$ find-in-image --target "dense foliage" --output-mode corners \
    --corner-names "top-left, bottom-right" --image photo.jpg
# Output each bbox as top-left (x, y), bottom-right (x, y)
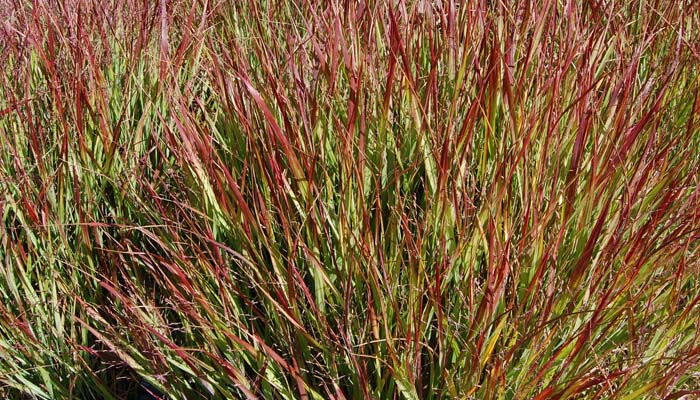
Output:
top-left (1, 1), bottom-right (700, 398)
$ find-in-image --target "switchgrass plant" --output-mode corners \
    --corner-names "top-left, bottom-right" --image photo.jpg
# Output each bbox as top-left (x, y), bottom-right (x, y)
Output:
top-left (1, 0), bottom-right (700, 398)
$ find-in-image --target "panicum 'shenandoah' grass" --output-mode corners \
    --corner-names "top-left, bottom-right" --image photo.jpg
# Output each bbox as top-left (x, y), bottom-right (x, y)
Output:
top-left (1, 1), bottom-right (699, 399)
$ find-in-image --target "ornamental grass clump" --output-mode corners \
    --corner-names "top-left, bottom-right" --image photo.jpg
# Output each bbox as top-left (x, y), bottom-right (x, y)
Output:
top-left (1, 0), bottom-right (700, 399)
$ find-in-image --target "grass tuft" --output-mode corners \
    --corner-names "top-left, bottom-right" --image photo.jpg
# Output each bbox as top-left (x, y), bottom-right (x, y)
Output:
top-left (1, 0), bottom-right (700, 399)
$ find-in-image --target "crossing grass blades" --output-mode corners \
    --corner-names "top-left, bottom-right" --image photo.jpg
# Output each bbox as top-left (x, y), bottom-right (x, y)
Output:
top-left (1, 0), bottom-right (700, 398)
